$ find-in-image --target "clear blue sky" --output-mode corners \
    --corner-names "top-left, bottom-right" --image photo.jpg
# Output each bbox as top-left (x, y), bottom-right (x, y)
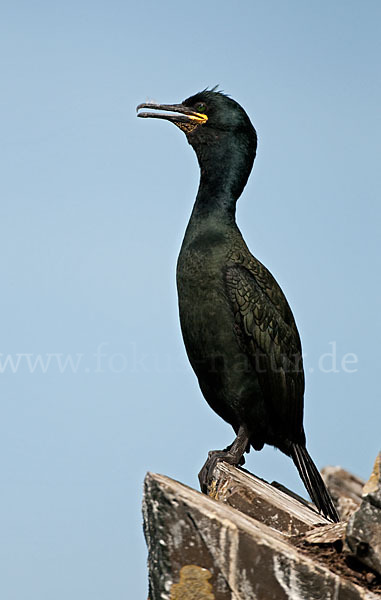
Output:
top-left (1, 1), bottom-right (380, 598)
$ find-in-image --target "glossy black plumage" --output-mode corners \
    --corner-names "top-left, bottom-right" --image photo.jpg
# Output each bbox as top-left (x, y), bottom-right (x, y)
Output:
top-left (137, 89), bottom-right (339, 522)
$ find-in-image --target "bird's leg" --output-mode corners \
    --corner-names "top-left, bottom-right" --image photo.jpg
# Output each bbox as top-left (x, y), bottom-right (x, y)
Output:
top-left (198, 425), bottom-right (250, 494)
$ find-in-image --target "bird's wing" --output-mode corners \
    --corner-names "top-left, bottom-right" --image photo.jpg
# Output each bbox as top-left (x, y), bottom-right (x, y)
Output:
top-left (225, 261), bottom-right (305, 442)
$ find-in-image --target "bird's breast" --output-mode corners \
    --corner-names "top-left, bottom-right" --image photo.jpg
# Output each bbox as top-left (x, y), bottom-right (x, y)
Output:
top-left (176, 229), bottom-right (237, 359)
top-left (176, 229), bottom-right (229, 303)
top-left (176, 227), bottom-right (264, 427)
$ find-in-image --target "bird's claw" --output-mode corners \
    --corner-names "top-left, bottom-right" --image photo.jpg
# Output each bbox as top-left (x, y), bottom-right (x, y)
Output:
top-left (198, 449), bottom-right (245, 494)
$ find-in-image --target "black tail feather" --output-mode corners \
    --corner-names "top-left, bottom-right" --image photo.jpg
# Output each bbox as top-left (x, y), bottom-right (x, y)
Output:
top-left (291, 443), bottom-right (340, 523)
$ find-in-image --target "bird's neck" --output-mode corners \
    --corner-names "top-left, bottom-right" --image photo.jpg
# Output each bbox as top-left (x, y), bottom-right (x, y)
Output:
top-left (181, 187), bottom-right (236, 249)
top-left (192, 181), bottom-right (236, 225)
top-left (188, 138), bottom-right (254, 230)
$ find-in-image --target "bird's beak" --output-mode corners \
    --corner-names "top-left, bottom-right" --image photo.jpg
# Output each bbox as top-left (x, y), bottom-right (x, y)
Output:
top-left (136, 102), bottom-right (208, 126)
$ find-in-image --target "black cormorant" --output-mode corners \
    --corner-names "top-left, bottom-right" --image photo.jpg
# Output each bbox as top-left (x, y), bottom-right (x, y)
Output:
top-left (137, 89), bottom-right (339, 522)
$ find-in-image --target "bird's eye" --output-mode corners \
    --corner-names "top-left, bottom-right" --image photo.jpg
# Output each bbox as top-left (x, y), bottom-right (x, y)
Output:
top-left (195, 103), bottom-right (207, 113)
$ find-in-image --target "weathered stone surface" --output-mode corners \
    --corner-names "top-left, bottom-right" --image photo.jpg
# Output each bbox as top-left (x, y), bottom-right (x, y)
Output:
top-left (169, 565), bottom-right (215, 599)
top-left (322, 466), bottom-right (365, 521)
top-left (303, 522), bottom-right (347, 545)
top-left (346, 453), bottom-right (381, 576)
top-left (143, 472), bottom-right (379, 599)
top-left (209, 462), bottom-right (328, 536)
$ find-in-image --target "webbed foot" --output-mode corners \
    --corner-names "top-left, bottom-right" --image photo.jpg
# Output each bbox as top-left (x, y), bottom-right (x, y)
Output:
top-left (198, 425), bottom-right (249, 494)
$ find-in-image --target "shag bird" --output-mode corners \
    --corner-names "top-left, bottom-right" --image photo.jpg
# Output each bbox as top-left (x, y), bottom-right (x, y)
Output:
top-left (137, 89), bottom-right (339, 522)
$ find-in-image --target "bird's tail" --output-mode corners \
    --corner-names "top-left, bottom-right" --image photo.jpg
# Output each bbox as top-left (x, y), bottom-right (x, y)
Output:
top-left (290, 443), bottom-right (340, 523)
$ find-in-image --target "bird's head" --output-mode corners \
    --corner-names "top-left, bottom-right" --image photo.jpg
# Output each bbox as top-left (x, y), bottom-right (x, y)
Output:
top-left (137, 88), bottom-right (256, 144)
top-left (137, 88), bottom-right (257, 199)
